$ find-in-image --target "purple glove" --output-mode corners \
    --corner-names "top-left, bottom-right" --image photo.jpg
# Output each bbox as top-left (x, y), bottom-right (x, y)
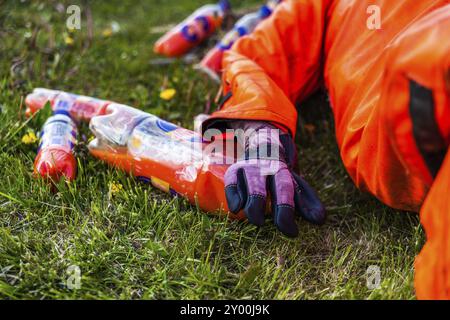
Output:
top-left (224, 122), bottom-right (325, 237)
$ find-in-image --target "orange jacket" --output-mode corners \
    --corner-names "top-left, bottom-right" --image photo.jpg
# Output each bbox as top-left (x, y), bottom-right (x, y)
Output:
top-left (203, 0), bottom-right (450, 299)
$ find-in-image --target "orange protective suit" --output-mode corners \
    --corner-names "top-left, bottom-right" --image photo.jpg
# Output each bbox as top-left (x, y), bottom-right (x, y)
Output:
top-left (202, 0), bottom-right (450, 299)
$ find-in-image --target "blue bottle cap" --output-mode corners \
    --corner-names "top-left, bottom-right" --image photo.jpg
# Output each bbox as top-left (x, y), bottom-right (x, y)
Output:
top-left (236, 26), bottom-right (248, 37)
top-left (259, 5), bottom-right (272, 19)
top-left (219, 0), bottom-right (231, 12)
top-left (53, 109), bottom-right (72, 118)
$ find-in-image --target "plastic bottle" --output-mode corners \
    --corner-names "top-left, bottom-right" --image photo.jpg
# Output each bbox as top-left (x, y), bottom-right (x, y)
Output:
top-left (25, 88), bottom-right (110, 122)
top-left (34, 93), bottom-right (78, 182)
top-left (27, 88), bottom-right (109, 184)
top-left (88, 103), bottom-right (241, 217)
top-left (25, 88), bottom-right (60, 116)
top-left (26, 89), bottom-right (241, 217)
top-left (153, 0), bottom-right (231, 57)
top-left (197, 0), bottom-right (282, 80)
top-left (197, 4), bottom-right (275, 81)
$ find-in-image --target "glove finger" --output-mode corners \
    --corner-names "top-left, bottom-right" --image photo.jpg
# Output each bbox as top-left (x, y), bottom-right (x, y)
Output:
top-left (241, 166), bottom-right (267, 227)
top-left (224, 165), bottom-right (247, 214)
top-left (268, 169), bottom-right (298, 238)
top-left (292, 172), bottom-right (326, 225)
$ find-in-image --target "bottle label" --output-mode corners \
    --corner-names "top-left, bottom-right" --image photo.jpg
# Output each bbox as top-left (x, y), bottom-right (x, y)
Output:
top-left (71, 96), bottom-right (107, 120)
top-left (181, 16), bottom-right (211, 42)
top-left (39, 119), bottom-right (77, 153)
top-left (137, 176), bottom-right (180, 197)
top-left (128, 119), bottom-right (203, 166)
top-left (54, 94), bottom-right (106, 121)
top-left (156, 119), bottom-right (200, 142)
top-left (156, 119), bottom-right (178, 132)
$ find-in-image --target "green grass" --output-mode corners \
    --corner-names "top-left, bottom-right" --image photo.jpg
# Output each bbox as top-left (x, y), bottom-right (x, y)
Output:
top-left (0, 0), bottom-right (424, 299)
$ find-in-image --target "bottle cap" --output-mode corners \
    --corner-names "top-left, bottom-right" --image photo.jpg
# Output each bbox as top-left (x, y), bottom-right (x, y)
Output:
top-left (219, 0), bottom-right (231, 12)
top-left (53, 109), bottom-right (71, 118)
top-left (236, 26), bottom-right (248, 37)
top-left (259, 5), bottom-right (272, 19)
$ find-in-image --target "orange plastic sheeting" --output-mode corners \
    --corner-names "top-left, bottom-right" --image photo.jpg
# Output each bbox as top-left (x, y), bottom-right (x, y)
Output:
top-left (202, 0), bottom-right (450, 299)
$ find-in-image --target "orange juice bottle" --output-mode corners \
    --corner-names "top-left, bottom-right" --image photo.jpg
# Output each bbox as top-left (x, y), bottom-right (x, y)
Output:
top-left (89, 103), bottom-right (241, 217)
top-left (29, 90), bottom-right (109, 183)
top-left (34, 93), bottom-right (78, 182)
top-left (153, 0), bottom-right (231, 57)
top-left (25, 88), bottom-right (110, 122)
top-left (197, 2), bottom-right (279, 80)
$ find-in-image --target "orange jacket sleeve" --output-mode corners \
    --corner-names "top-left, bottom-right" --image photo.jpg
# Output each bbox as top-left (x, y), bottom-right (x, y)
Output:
top-left (202, 0), bottom-right (332, 137)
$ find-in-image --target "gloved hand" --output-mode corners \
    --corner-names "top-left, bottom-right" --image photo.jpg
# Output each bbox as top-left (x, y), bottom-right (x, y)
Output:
top-left (224, 122), bottom-right (325, 237)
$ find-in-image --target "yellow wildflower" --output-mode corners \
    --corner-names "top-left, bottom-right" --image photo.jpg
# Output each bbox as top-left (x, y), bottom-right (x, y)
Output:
top-left (22, 131), bottom-right (38, 144)
top-left (64, 36), bottom-right (74, 46)
top-left (160, 88), bottom-right (176, 101)
top-left (102, 28), bottom-right (113, 37)
top-left (109, 182), bottom-right (123, 195)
